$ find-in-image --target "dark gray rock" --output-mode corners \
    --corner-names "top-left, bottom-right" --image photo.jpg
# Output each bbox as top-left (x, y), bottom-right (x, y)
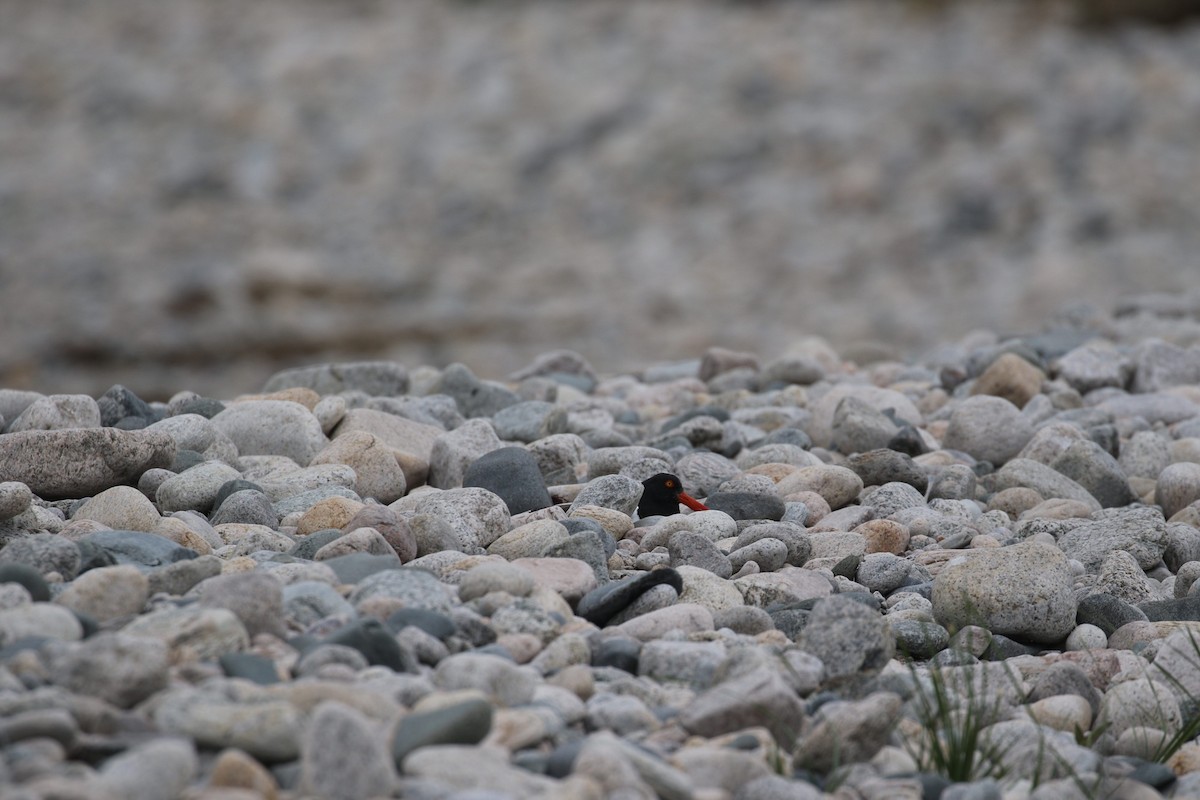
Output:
top-left (1139, 595), bottom-right (1200, 623)
top-left (390, 697), bottom-right (493, 765)
top-left (98, 385), bottom-right (157, 427)
top-left (830, 396), bottom-right (900, 456)
top-left (703, 492), bottom-right (785, 521)
top-left (321, 618), bottom-right (416, 672)
top-left (463, 446), bottom-right (553, 515)
top-left (1076, 592), bottom-right (1148, 636)
top-left (386, 608), bottom-right (457, 640)
top-left (577, 569), bottom-right (684, 627)
top-left (289, 529), bottom-right (344, 560)
top-left (848, 449), bottom-right (928, 493)
top-left (77, 530), bottom-right (198, 570)
top-left (0, 562), bottom-right (51, 601)
top-left (592, 637), bottom-right (641, 672)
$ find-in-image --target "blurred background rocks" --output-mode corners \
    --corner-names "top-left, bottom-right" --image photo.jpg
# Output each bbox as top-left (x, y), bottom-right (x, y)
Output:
top-left (1, 0), bottom-right (1198, 398)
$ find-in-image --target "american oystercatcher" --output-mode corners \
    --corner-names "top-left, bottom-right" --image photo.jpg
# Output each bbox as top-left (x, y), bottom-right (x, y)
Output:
top-left (637, 473), bottom-right (709, 518)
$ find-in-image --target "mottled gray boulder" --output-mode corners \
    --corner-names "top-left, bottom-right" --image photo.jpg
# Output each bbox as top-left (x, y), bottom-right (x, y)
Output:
top-left (428, 419), bottom-right (504, 489)
top-left (796, 595), bottom-right (894, 680)
top-left (932, 541), bottom-right (1077, 644)
top-left (568, 474), bottom-right (643, 517)
top-left (987, 458), bottom-right (1101, 512)
top-left (437, 362), bottom-right (521, 418)
top-left (941, 395), bottom-right (1033, 466)
top-left (1057, 506), bottom-right (1169, 571)
top-left (212, 400), bottom-right (327, 466)
top-left (1050, 440), bottom-right (1137, 509)
top-left (0, 428), bottom-right (176, 500)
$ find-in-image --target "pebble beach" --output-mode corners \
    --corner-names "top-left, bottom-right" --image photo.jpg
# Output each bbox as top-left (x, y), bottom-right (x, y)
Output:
top-left (4, 296), bottom-right (1200, 800)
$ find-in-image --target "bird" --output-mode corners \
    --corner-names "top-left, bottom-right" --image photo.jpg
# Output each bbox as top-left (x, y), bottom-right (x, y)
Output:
top-left (637, 473), bottom-right (709, 518)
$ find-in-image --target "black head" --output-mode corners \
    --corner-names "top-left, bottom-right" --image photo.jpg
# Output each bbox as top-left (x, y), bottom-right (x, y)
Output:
top-left (637, 472), bottom-right (708, 518)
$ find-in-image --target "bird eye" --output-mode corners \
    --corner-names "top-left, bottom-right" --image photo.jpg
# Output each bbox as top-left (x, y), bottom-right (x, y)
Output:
top-left (666, 480), bottom-right (675, 488)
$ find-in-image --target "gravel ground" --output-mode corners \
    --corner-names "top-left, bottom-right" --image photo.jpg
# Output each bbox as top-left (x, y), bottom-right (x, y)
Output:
top-left (2, 298), bottom-right (1200, 798)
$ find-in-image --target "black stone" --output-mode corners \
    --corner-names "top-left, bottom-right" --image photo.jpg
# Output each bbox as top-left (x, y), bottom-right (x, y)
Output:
top-left (0, 563), bottom-right (51, 602)
top-left (391, 698), bottom-right (493, 766)
top-left (887, 426), bottom-right (929, 457)
top-left (1139, 595), bottom-right (1200, 623)
top-left (463, 446), bottom-right (553, 515)
top-left (386, 608), bottom-right (457, 640)
top-left (832, 554), bottom-right (862, 580)
top-left (1077, 592), bottom-right (1148, 635)
top-left (592, 637), bottom-right (641, 673)
top-left (219, 652), bottom-right (280, 685)
top-left (210, 489), bottom-right (278, 528)
top-left (77, 531), bottom-right (198, 570)
top-left (576, 568), bottom-right (683, 627)
top-left (1127, 760), bottom-right (1177, 791)
top-left (322, 618), bottom-right (415, 672)
top-left (983, 634), bottom-right (1043, 660)
top-left (113, 417), bottom-right (148, 431)
top-left (702, 492), bottom-right (785, 522)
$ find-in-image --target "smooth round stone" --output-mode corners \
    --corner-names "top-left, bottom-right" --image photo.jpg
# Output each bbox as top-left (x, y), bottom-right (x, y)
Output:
top-left (210, 489), bottom-right (280, 528)
top-left (1157, 462), bottom-right (1200, 519)
top-left (156, 461), bottom-right (244, 514)
top-left (942, 396), bottom-right (1033, 466)
top-left (413, 487), bottom-right (511, 551)
top-left (459, 561), bottom-right (536, 602)
top-left (889, 619), bottom-right (949, 659)
top-left (428, 418), bottom-right (505, 489)
top-left (567, 474), bottom-right (643, 517)
top-left (212, 400), bottom-right (327, 466)
top-left (668, 531), bottom-right (732, 578)
top-left (0, 602), bottom-right (84, 644)
top-left (728, 537), bottom-right (788, 573)
top-left (463, 446), bottom-right (553, 515)
top-left (219, 652), bottom-right (282, 685)
top-left (72, 486), bottom-right (161, 533)
top-left (776, 465), bottom-right (864, 510)
top-left (607, 583), bottom-right (681, 626)
top-left (434, 652), bottom-right (537, 706)
top-left (154, 686), bottom-right (301, 762)
top-left (544, 530), bottom-right (609, 584)
top-left (348, 569), bottom-right (453, 613)
top-left (1056, 506), bottom-right (1168, 572)
top-left (289, 529), bottom-right (343, 560)
top-left (711, 605), bottom-right (773, 635)
top-left (8, 393), bottom-right (101, 432)
top-left (933, 541), bottom-right (1076, 644)
top-left (0, 563), bottom-right (51, 602)
top-left (592, 637), bottom-right (641, 672)
top-left (321, 618), bottom-right (413, 672)
top-left (283, 581), bottom-right (356, 629)
top-left (856, 553), bottom-right (912, 594)
top-left (194, 572), bottom-right (285, 638)
top-left (526, 433), bottom-right (588, 485)
top-left (391, 697), bottom-right (494, 764)
top-left (386, 608), bottom-right (457, 641)
top-left (610, 602), bottom-right (714, 641)
top-left (568, 505), bottom-right (633, 539)
top-left (0, 481), bottom-right (33, 521)
top-left (702, 492), bottom-right (785, 522)
top-left (56, 565), bottom-right (149, 622)
top-left (310, 431), bottom-right (407, 504)
top-left (1050, 440), bottom-right (1138, 509)
top-left (264, 361), bottom-right (409, 396)
top-left (971, 352), bottom-right (1045, 409)
top-left (0, 533), bottom-right (81, 579)
top-left (848, 449), bottom-right (929, 493)
top-left (1065, 623), bottom-right (1108, 651)
top-left (0, 428), bottom-right (176, 501)
top-left (673, 451), bottom-right (741, 497)
top-left (491, 401), bottom-right (567, 443)
top-left (146, 555), bottom-right (223, 597)
top-left (576, 568), bottom-right (684, 627)
top-left (487, 520), bottom-right (570, 561)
